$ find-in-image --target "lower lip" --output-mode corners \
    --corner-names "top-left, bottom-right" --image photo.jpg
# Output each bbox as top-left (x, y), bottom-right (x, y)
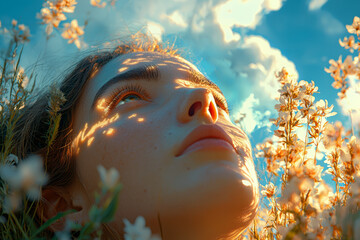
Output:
top-left (180, 138), bottom-right (235, 156)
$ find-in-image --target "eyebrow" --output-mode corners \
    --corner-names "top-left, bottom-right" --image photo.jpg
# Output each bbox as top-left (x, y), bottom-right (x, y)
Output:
top-left (92, 63), bottom-right (224, 110)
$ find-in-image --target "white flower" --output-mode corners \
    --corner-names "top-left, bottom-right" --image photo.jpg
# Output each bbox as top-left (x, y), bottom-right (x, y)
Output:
top-left (2, 191), bottom-right (22, 213)
top-left (0, 154), bottom-right (48, 200)
top-left (123, 216), bottom-right (161, 240)
top-left (346, 16), bottom-right (360, 35)
top-left (90, 0), bottom-right (107, 8)
top-left (97, 165), bottom-right (120, 189)
top-left (54, 219), bottom-right (74, 240)
top-left (5, 154), bottom-right (19, 166)
top-left (61, 19), bottom-right (84, 48)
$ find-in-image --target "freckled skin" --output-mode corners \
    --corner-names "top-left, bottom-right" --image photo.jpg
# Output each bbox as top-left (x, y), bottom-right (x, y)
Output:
top-left (71, 52), bottom-right (259, 239)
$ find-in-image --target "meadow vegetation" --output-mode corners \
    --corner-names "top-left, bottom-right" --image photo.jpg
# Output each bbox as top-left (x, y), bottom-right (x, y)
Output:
top-left (0, 1), bottom-right (359, 239)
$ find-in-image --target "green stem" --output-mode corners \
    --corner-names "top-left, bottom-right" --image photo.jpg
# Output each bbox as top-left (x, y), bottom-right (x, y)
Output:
top-left (9, 212), bottom-right (29, 239)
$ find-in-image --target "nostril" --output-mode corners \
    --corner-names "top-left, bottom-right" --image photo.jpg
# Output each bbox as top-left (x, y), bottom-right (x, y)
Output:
top-left (188, 102), bottom-right (202, 116)
top-left (209, 101), bottom-right (217, 120)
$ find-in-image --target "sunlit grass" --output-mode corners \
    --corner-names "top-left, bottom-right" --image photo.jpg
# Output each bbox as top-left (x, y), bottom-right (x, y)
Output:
top-left (0, 1), bottom-right (359, 239)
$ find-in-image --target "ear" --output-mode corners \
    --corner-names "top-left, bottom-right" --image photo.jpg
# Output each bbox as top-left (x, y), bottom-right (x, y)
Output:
top-left (38, 184), bottom-right (88, 232)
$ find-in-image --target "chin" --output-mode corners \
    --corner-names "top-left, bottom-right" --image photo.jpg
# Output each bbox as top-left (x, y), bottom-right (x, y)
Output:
top-left (158, 165), bottom-right (259, 240)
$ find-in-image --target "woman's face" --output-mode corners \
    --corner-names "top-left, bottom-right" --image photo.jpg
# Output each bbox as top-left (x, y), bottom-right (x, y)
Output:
top-left (71, 51), bottom-right (258, 239)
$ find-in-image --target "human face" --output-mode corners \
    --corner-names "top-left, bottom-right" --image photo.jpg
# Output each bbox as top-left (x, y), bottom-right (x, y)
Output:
top-left (72, 51), bottom-right (258, 239)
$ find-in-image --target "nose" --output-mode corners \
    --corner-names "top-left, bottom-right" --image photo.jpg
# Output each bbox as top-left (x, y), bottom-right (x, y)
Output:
top-left (177, 88), bottom-right (218, 124)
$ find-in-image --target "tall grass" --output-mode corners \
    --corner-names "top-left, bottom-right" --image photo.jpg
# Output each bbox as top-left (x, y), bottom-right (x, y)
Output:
top-left (0, 1), bottom-right (359, 239)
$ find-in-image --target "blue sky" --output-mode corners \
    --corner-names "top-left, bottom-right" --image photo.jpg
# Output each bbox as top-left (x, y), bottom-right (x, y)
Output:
top-left (0, 0), bottom-right (359, 148)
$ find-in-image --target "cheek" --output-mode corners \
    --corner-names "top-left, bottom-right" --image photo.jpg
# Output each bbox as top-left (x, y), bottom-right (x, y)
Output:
top-left (74, 116), bottom-right (166, 193)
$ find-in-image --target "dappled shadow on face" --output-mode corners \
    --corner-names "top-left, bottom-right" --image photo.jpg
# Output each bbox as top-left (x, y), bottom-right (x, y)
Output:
top-left (72, 112), bottom-right (148, 154)
top-left (72, 113), bottom-right (120, 153)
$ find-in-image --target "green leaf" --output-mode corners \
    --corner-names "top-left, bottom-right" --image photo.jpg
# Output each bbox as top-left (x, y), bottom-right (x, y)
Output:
top-left (31, 209), bottom-right (76, 238)
top-left (48, 114), bottom-right (61, 147)
top-left (100, 184), bottom-right (121, 223)
top-left (77, 222), bottom-right (94, 240)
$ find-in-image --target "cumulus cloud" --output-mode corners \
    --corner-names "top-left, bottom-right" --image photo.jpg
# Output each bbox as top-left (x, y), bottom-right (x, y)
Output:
top-left (19, 0), bottom-right (296, 132)
top-left (337, 76), bottom-right (360, 125)
top-left (228, 35), bottom-right (297, 100)
top-left (308, 0), bottom-right (328, 11)
top-left (233, 93), bottom-right (272, 133)
top-left (318, 11), bottom-right (345, 35)
top-left (263, 0), bottom-right (285, 11)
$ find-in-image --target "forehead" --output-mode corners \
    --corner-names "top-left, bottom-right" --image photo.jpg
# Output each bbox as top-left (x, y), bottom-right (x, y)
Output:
top-left (115, 51), bottom-right (199, 71)
top-left (107, 52), bottom-right (200, 73)
top-left (84, 51), bottom-right (224, 109)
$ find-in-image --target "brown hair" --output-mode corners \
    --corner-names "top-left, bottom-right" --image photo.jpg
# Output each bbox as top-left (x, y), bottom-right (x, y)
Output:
top-left (0, 36), bottom-right (180, 238)
top-left (12, 35), bottom-right (178, 188)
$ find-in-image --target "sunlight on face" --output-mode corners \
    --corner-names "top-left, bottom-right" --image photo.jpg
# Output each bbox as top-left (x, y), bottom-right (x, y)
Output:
top-left (71, 51), bottom-right (259, 239)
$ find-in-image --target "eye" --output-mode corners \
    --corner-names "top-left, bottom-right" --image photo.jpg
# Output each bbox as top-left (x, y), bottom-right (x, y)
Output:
top-left (103, 84), bottom-right (150, 113)
top-left (117, 93), bottom-right (142, 105)
top-left (213, 94), bottom-right (229, 114)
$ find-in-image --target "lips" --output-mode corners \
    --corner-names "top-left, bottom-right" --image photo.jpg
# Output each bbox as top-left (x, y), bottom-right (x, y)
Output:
top-left (175, 124), bottom-right (237, 157)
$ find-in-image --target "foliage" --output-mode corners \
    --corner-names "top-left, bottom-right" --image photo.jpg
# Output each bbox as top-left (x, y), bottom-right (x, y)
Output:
top-left (0, 2), bottom-right (159, 239)
top-left (244, 16), bottom-right (360, 240)
top-left (1, 1), bottom-right (360, 239)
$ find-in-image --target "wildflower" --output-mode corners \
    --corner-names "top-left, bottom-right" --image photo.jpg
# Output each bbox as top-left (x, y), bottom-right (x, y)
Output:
top-left (47, 0), bottom-right (77, 13)
top-left (348, 136), bottom-right (360, 167)
top-left (261, 182), bottom-right (276, 198)
top-left (48, 84), bottom-right (66, 115)
top-left (275, 67), bottom-right (290, 84)
top-left (123, 216), bottom-right (161, 240)
top-left (90, 0), bottom-right (107, 8)
top-left (55, 219), bottom-right (74, 240)
top-left (304, 160), bottom-right (323, 182)
top-left (97, 165), bottom-right (120, 189)
top-left (0, 155), bottom-right (48, 200)
top-left (255, 140), bottom-right (283, 175)
top-left (61, 19), bottom-right (84, 48)
top-left (3, 20), bottom-right (31, 43)
top-left (349, 176), bottom-right (360, 197)
top-left (37, 7), bottom-right (66, 35)
top-left (4, 154), bottom-right (19, 166)
top-left (315, 182), bottom-right (333, 210)
top-left (346, 16), bottom-right (360, 35)
top-left (315, 99), bottom-right (336, 117)
top-left (343, 55), bottom-right (357, 75)
top-left (339, 36), bottom-right (359, 53)
top-left (323, 121), bottom-right (344, 149)
top-left (11, 19), bottom-right (17, 27)
top-left (279, 174), bottom-right (314, 207)
top-left (325, 56), bottom-right (343, 83)
top-left (2, 191), bottom-right (22, 213)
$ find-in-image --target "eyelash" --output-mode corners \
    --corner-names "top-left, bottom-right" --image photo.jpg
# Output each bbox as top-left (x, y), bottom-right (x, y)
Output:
top-left (104, 83), bottom-right (150, 111)
top-left (103, 83), bottom-right (229, 113)
top-left (213, 94), bottom-right (229, 114)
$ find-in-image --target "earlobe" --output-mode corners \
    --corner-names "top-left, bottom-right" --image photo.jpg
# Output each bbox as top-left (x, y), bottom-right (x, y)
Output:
top-left (38, 186), bottom-right (84, 232)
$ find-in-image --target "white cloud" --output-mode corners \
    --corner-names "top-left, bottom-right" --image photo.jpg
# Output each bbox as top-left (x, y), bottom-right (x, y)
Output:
top-left (213, 0), bottom-right (286, 42)
top-left (162, 11), bottom-right (188, 29)
top-left (263, 0), bottom-right (285, 11)
top-left (318, 11), bottom-right (345, 35)
top-left (226, 35), bottom-right (298, 101)
top-left (308, 0), bottom-right (328, 11)
top-left (146, 21), bottom-right (165, 41)
top-left (233, 93), bottom-right (271, 133)
top-left (337, 76), bottom-right (360, 125)
top-left (213, 0), bottom-right (263, 43)
top-left (19, 0), bottom-right (295, 133)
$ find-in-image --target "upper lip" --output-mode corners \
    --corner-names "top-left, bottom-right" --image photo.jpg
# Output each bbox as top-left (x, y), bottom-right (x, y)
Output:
top-left (175, 124), bottom-right (236, 157)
